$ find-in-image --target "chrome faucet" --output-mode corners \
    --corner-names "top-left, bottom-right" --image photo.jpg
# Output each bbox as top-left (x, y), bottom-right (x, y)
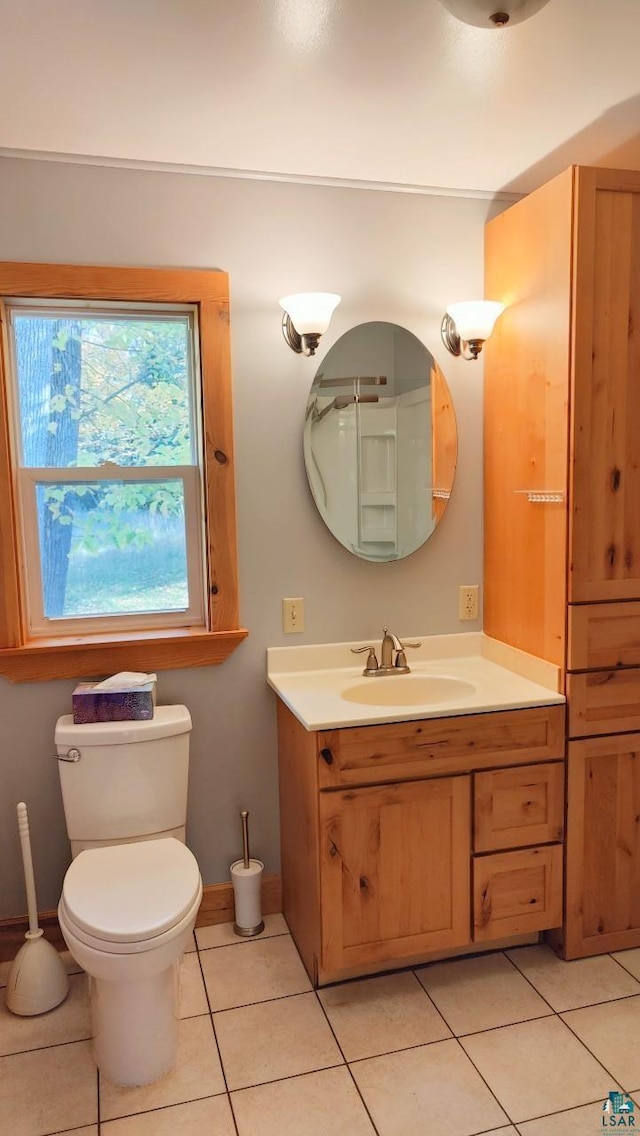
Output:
top-left (351, 629), bottom-right (422, 676)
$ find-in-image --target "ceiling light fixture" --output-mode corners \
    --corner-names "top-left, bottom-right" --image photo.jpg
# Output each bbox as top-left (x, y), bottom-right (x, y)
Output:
top-left (441, 301), bottom-right (504, 360)
top-left (279, 293), bottom-right (341, 357)
top-left (438, 0), bottom-right (551, 28)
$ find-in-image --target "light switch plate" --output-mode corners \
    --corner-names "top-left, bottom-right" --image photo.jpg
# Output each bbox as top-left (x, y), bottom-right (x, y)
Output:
top-left (282, 597), bottom-right (304, 634)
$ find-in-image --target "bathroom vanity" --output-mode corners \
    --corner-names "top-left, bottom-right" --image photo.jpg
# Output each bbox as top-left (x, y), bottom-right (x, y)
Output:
top-left (269, 637), bottom-right (565, 985)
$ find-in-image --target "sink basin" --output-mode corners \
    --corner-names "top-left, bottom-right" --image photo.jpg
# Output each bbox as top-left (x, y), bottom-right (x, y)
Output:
top-left (341, 674), bottom-right (476, 707)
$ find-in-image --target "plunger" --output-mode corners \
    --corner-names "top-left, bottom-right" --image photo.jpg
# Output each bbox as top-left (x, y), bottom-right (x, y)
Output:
top-left (5, 802), bottom-right (69, 1015)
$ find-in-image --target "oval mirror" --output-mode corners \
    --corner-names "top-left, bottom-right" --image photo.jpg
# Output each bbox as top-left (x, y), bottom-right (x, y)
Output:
top-left (303, 322), bottom-right (457, 561)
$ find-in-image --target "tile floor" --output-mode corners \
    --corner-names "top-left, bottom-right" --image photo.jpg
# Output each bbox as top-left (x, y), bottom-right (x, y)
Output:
top-left (1, 918), bottom-right (640, 1135)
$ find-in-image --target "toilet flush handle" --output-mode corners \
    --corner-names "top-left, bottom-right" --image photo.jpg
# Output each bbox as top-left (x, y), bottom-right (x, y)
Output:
top-left (53, 748), bottom-right (82, 762)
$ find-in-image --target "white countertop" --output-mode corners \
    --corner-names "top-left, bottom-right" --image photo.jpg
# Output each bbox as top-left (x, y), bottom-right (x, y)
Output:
top-left (267, 632), bottom-right (565, 731)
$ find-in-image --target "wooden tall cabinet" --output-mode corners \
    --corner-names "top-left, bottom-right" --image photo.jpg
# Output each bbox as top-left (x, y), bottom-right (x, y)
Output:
top-left (484, 165), bottom-right (640, 959)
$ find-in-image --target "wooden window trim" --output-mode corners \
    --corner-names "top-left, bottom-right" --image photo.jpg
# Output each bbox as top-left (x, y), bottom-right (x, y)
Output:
top-left (0, 262), bottom-right (247, 682)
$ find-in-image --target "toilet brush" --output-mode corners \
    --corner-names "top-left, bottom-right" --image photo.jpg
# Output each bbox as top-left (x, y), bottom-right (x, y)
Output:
top-left (231, 810), bottom-right (265, 937)
top-left (6, 802), bottom-right (69, 1016)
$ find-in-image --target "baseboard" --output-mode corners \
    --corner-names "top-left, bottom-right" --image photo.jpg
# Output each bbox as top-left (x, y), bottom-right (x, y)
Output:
top-left (0, 874), bottom-right (283, 963)
top-left (195, 873), bottom-right (282, 928)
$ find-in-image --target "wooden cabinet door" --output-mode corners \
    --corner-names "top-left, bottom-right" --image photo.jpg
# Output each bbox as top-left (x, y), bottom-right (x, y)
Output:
top-left (570, 167), bottom-right (640, 602)
top-left (565, 734), bottom-right (640, 958)
top-left (319, 776), bottom-right (471, 976)
top-left (484, 166), bottom-right (572, 667)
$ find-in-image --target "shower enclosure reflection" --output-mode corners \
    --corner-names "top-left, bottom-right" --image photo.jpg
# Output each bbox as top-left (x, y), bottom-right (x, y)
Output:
top-left (303, 322), bottom-right (457, 561)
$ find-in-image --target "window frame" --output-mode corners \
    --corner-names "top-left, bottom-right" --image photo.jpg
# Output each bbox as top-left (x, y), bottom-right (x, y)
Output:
top-left (0, 262), bottom-right (247, 682)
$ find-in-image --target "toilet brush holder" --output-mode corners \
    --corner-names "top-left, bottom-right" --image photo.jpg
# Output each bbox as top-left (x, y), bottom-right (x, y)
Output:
top-left (231, 809), bottom-right (264, 936)
top-left (231, 859), bottom-right (265, 936)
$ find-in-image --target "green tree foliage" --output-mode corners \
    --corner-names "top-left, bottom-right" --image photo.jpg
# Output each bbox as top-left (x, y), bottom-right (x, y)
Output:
top-left (15, 314), bottom-right (193, 617)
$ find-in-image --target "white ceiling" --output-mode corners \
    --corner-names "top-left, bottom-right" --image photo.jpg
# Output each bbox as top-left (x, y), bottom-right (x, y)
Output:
top-left (1, 0), bottom-right (639, 196)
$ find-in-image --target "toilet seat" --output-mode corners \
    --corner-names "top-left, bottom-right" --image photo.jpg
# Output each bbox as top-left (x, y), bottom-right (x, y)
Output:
top-left (60, 837), bottom-right (202, 952)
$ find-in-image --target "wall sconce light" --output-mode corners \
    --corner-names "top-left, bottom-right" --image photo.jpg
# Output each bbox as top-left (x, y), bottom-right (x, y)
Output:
top-left (441, 300), bottom-right (505, 361)
top-left (279, 293), bottom-right (341, 356)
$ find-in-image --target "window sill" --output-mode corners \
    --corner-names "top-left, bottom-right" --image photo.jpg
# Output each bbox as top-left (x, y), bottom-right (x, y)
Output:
top-left (0, 627), bottom-right (249, 683)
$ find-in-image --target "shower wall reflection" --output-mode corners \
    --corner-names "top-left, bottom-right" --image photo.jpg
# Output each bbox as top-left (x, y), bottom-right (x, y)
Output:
top-left (303, 323), bottom-right (457, 562)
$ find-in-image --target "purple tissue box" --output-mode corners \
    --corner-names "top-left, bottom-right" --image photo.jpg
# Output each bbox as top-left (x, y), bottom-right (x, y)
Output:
top-left (72, 681), bottom-right (156, 724)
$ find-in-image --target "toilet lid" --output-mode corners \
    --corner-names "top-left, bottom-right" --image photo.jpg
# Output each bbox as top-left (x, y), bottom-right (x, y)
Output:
top-left (61, 838), bottom-right (202, 944)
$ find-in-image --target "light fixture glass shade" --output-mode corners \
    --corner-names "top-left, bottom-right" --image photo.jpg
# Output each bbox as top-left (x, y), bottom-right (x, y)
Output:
top-left (446, 301), bottom-right (504, 341)
top-left (438, 0), bottom-right (551, 28)
top-left (279, 293), bottom-right (341, 335)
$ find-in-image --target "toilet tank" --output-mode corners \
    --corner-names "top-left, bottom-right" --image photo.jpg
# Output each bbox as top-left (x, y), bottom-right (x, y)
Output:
top-left (55, 706), bottom-right (192, 857)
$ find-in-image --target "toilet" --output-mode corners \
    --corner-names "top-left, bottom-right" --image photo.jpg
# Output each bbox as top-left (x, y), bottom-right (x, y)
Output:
top-left (55, 706), bottom-right (203, 1087)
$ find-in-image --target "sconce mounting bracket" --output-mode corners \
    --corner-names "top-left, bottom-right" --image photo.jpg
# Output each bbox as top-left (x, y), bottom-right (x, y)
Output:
top-left (441, 314), bottom-right (482, 361)
top-left (281, 313), bottom-right (320, 357)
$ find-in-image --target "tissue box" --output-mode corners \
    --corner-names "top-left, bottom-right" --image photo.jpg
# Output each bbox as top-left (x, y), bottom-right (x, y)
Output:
top-left (72, 680), bottom-right (156, 724)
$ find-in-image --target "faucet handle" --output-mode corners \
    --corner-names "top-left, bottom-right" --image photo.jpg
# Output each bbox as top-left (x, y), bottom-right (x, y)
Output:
top-left (351, 645), bottom-right (379, 674)
top-left (393, 637), bottom-right (421, 670)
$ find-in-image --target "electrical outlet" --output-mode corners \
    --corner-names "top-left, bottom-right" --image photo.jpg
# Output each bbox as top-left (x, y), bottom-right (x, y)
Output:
top-left (459, 585), bottom-right (479, 621)
top-left (282, 597), bottom-right (304, 634)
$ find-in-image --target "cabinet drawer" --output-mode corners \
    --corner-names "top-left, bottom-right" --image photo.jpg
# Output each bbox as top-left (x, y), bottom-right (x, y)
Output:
top-left (318, 705), bottom-right (565, 788)
top-left (567, 669), bottom-right (640, 737)
top-left (568, 601), bottom-right (640, 671)
top-left (474, 762), bottom-right (564, 852)
top-left (473, 844), bottom-right (563, 941)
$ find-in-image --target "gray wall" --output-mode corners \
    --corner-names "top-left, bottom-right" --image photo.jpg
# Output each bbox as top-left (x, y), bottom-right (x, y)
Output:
top-left (0, 156), bottom-right (489, 917)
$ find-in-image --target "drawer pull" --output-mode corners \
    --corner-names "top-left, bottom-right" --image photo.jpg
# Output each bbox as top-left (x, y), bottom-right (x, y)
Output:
top-left (320, 747), bottom-right (334, 766)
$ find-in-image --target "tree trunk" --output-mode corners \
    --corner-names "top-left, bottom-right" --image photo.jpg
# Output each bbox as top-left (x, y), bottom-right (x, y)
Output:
top-left (15, 317), bottom-right (82, 617)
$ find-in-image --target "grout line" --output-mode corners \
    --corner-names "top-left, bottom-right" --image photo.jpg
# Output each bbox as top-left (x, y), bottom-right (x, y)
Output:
top-left (501, 949), bottom-right (565, 1015)
top-left (195, 929), bottom-right (290, 953)
top-left (209, 985), bottom-right (314, 1015)
top-left (312, 988), bottom-right (381, 1136)
top-left (472, 1127), bottom-right (515, 1136)
top-left (608, 951), bottom-right (640, 984)
top-left (412, 953), bottom-right (552, 1041)
top-left (416, 949), bottom-right (624, 1127)
top-left (510, 1092), bottom-right (622, 1129)
top-left (0, 1032), bottom-right (93, 1058)
top-left (407, 965), bottom-right (456, 1037)
top-left (96, 1065), bottom-right (101, 1134)
top-left (193, 944), bottom-right (240, 1136)
top-left (279, 934), bottom-right (381, 1131)
top-left (0, 1033), bottom-right (94, 1060)
top-left (227, 1060), bottom-right (348, 1095)
top-left (552, 989), bottom-right (640, 1012)
top-left (503, 947), bottom-right (637, 1090)
top-left (452, 1034), bottom-right (517, 1128)
top-left (557, 1012), bottom-right (627, 1094)
top-left (97, 1092), bottom-right (230, 1128)
top-left (445, 1010), bottom-right (554, 1042)
top-left (345, 1034), bottom-right (480, 1067)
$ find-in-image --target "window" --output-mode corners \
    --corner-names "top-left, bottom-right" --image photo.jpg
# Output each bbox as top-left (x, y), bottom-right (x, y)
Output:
top-left (0, 264), bottom-right (246, 681)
